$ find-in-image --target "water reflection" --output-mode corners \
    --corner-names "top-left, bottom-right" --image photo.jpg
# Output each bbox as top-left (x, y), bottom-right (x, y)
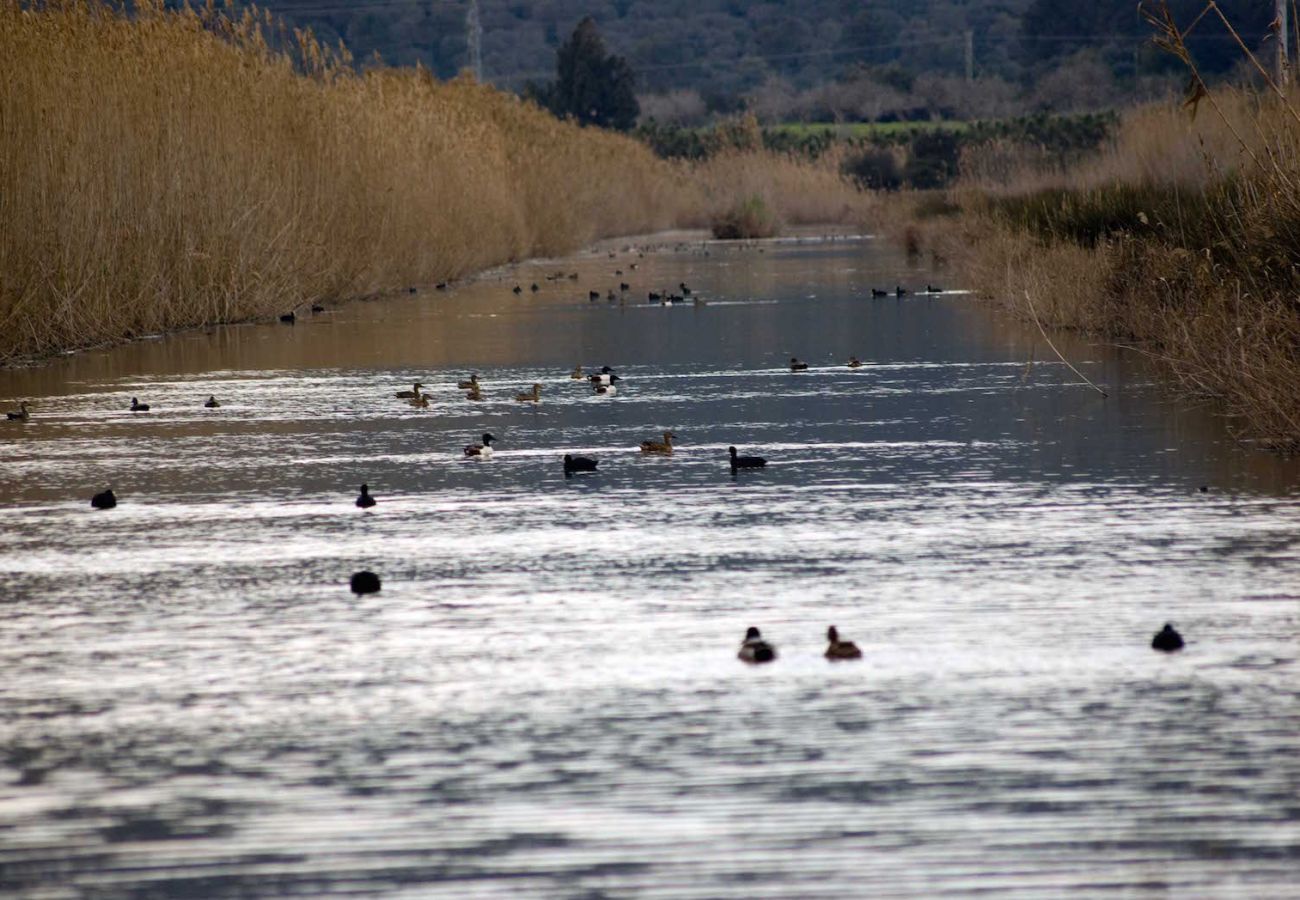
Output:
top-left (0, 232), bottom-right (1298, 897)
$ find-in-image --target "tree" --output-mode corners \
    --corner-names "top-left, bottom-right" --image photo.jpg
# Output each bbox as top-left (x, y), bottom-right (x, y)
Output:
top-left (528, 18), bottom-right (639, 131)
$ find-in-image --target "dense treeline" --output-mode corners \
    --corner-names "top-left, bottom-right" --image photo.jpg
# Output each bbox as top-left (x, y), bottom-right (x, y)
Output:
top-left (254, 0), bottom-right (1277, 118)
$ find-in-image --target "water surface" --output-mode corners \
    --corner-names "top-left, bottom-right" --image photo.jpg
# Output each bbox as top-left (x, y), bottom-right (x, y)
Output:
top-left (2, 233), bottom-right (1298, 898)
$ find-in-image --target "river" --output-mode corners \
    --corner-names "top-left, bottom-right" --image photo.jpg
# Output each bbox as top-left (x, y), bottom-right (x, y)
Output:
top-left (1, 233), bottom-right (1298, 897)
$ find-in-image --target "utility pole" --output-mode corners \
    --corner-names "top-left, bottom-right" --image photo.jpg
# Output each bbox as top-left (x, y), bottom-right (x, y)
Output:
top-left (467, 0), bottom-right (483, 81)
top-left (964, 29), bottom-right (974, 83)
top-left (1277, 0), bottom-right (1290, 86)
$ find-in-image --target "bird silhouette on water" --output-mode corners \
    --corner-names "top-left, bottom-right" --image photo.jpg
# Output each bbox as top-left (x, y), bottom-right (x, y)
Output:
top-left (1152, 623), bottom-right (1184, 652)
top-left (738, 627), bottom-right (777, 663)
top-left (6, 401), bottom-right (30, 420)
top-left (130, 397), bottom-right (150, 412)
top-left (356, 484), bottom-right (376, 508)
top-left (350, 571), bottom-right (381, 595)
top-left (90, 489), bottom-right (117, 510)
top-left (824, 625), bottom-right (862, 660)
top-left (564, 453), bottom-right (599, 475)
top-left (729, 446), bottom-right (766, 471)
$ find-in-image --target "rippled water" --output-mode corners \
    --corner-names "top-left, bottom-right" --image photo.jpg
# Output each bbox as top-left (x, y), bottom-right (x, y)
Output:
top-left (2, 233), bottom-right (1299, 898)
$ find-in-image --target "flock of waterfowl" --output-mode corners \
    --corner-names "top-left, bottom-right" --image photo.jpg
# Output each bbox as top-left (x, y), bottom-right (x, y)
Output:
top-left (736, 621), bottom-right (1187, 664)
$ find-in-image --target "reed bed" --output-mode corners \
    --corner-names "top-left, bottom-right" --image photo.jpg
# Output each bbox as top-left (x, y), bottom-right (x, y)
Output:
top-left (921, 52), bottom-right (1300, 449)
top-left (0, 0), bottom-right (860, 363)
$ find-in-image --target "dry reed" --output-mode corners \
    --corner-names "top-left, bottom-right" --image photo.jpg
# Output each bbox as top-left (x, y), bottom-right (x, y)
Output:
top-left (924, 3), bottom-right (1300, 449)
top-left (1, 0), bottom-right (864, 363)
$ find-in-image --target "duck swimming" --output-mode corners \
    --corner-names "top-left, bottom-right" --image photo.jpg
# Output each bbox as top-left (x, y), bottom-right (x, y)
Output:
top-left (824, 625), bottom-right (862, 660)
top-left (570, 365), bottom-right (584, 379)
top-left (594, 382), bottom-right (617, 396)
top-left (457, 374), bottom-right (479, 390)
top-left (588, 366), bottom-right (616, 386)
top-left (464, 433), bottom-right (496, 458)
top-left (847, 356), bottom-right (863, 368)
top-left (738, 626), bottom-right (776, 663)
top-left (515, 383), bottom-right (542, 403)
top-left (356, 484), bottom-right (376, 508)
top-left (394, 383), bottom-right (424, 399)
top-left (90, 489), bottom-right (117, 510)
top-left (409, 393), bottom-right (430, 408)
top-left (729, 446), bottom-right (766, 470)
top-left (350, 571), bottom-right (381, 595)
top-left (204, 395), bottom-right (220, 408)
top-left (130, 397), bottom-right (150, 412)
top-left (871, 288), bottom-right (888, 298)
top-left (640, 431), bottom-right (675, 454)
top-left (465, 386), bottom-right (483, 401)
top-left (789, 357), bottom-right (809, 372)
top-left (1152, 623), bottom-right (1184, 652)
top-left (6, 401), bottom-right (30, 421)
top-left (564, 453), bottom-right (598, 473)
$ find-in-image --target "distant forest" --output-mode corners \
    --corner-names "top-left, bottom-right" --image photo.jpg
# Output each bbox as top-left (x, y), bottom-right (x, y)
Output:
top-left (253, 0), bottom-right (1277, 120)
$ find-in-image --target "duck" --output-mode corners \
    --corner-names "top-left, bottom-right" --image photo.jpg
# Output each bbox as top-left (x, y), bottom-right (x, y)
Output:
top-left (394, 382), bottom-right (424, 399)
top-left (871, 288), bottom-right (888, 298)
top-left (409, 393), bottom-right (430, 408)
top-left (729, 446), bottom-right (766, 470)
top-left (465, 386), bottom-right (483, 401)
top-left (789, 357), bottom-right (809, 372)
top-left (311, 304), bottom-right (325, 313)
top-left (679, 282), bottom-right (693, 297)
top-left (203, 395), bottom-right (221, 408)
top-left (619, 282), bottom-right (630, 292)
top-left (588, 366), bottom-right (616, 386)
top-left (515, 383), bottom-right (542, 403)
top-left (350, 570), bottom-right (381, 595)
top-left (594, 382), bottom-right (617, 396)
top-left (355, 484), bottom-right (376, 508)
top-left (130, 397), bottom-right (150, 411)
top-left (824, 625), bottom-right (863, 660)
top-left (457, 374), bottom-right (479, 390)
top-left (570, 365), bottom-right (584, 380)
top-left (895, 285), bottom-right (909, 297)
top-left (847, 356), bottom-right (863, 368)
top-left (90, 489), bottom-right (117, 510)
top-left (926, 284), bottom-right (943, 293)
top-left (563, 453), bottom-right (598, 473)
top-left (512, 285), bottom-right (523, 295)
top-left (737, 626), bottom-right (776, 663)
top-left (589, 290), bottom-right (601, 301)
top-left (648, 291), bottom-right (662, 302)
top-left (279, 311), bottom-right (296, 323)
top-left (464, 433), bottom-right (496, 458)
top-left (640, 431), bottom-right (675, 454)
top-left (530, 283), bottom-right (540, 292)
top-left (1152, 623), bottom-right (1184, 652)
top-left (6, 401), bottom-right (30, 421)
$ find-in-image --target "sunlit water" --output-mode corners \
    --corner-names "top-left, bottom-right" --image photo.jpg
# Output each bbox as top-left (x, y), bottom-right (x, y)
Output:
top-left (2, 233), bottom-right (1299, 898)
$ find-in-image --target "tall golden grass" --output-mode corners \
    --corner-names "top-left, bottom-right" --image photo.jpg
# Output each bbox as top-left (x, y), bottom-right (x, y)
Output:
top-left (919, 4), bottom-right (1300, 449)
top-left (0, 0), bottom-right (863, 362)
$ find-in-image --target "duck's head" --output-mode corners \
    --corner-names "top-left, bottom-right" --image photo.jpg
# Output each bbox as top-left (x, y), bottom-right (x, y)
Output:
top-left (729, 446), bottom-right (738, 457)
top-left (745, 626), bottom-right (762, 640)
top-left (482, 433), bottom-right (496, 445)
top-left (564, 453), bottom-right (573, 462)
top-left (1161, 623), bottom-right (1175, 632)
top-left (827, 625), bottom-right (840, 642)
top-left (360, 483), bottom-right (370, 493)
top-left (600, 366), bottom-right (612, 374)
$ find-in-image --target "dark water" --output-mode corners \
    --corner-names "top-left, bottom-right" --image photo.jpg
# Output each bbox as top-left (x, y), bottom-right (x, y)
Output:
top-left (1, 233), bottom-right (1298, 898)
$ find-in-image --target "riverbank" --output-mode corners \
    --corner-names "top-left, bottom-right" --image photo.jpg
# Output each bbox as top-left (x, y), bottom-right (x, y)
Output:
top-left (894, 87), bottom-right (1300, 451)
top-left (0, 0), bottom-right (864, 365)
